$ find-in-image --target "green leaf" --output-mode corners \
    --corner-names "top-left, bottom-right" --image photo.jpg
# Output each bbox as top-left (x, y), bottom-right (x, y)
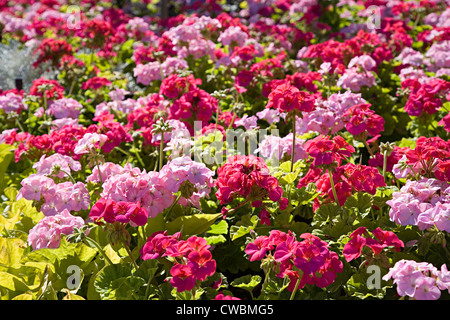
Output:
top-left (344, 192), bottom-right (373, 218)
top-left (206, 220), bottom-right (228, 235)
top-left (230, 274), bottom-right (261, 293)
top-left (94, 263), bottom-right (144, 300)
top-left (0, 237), bottom-right (27, 267)
top-left (0, 144), bottom-right (15, 193)
top-left (166, 213), bottom-right (222, 236)
top-left (21, 238), bottom-right (97, 292)
top-left (345, 269), bottom-right (389, 300)
top-left (230, 214), bottom-right (258, 241)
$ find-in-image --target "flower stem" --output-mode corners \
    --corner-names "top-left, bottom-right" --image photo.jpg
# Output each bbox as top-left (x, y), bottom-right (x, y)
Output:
top-left (159, 132), bottom-right (164, 171)
top-left (83, 237), bottom-right (114, 266)
top-left (382, 150), bottom-right (388, 181)
top-left (59, 169), bottom-right (77, 184)
top-left (290, 115), bottom-right (296, 173)
top-left (328, 169), bottom-right (340, 207)
top-left (289, 271), bottom-right (302, 300)
top-left (122, 239), bottom-right (139, 270)
top-left (94, 155), bottom-right (103, 185)
top-left (363, 139), bottom-right (374, 158)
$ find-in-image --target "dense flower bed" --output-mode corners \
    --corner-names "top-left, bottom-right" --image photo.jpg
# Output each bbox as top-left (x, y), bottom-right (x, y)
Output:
top-left (0, 0), bottom-right (449, 301)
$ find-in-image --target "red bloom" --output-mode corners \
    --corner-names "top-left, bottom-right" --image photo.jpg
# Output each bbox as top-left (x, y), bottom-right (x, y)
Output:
top-left (304, 135), bottom-right (355, 167)
top-left (266, 83), bottom-right (316, 114)
top-left (343, 227), bottom-right (404, 262)
top-left (81, 77), bottom-right (112, 91)
top-left (29, 78), bottom-right (65, 100)
top-left (401, 78), bottom-right (450, 116)
top-left (170, 264), bottom-right (197, 292)
top-left (343, 103), bottom-right (385, 137)
top-left (32, 38), bottom-right (73, 68)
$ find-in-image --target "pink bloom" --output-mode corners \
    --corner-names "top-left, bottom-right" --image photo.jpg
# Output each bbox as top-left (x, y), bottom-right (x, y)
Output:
top-left (27, 209), bottom-right (85, 250)
top-left (74, 132), bottom-right (108, 155)
top-left (17, 174), bottom-right (56, 202)
top-left (170, 264), bottom-right (197, 292)
top-left (245, 236), bottom-right (273, 261)
top-left (32, 153), bottom-right (81, 179)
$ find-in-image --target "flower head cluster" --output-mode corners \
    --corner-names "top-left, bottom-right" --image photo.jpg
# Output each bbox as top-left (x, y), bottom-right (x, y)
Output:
top-left (159, 156), bottom-right (214, 207)
top-left (17, 172), bottom-right (90, 216)
top-left (342, 103), bottom-right (385, 140)
top-left (32, 38), bottom-right (73, 68)
top-left (303, 135), bottom-right (355, 168)
top-left (141, 232), bottom-right (217, 292)
top-left (383, 260), bottom-right (450, 300)
top-left (401, 78), bottom-right (450, 116)
top-left (27, 209), bottom-right (86, 250)
top-left (215, 155), bottom-right (288, 220)
top-left (100, 166), bottom-right (174, 218)
top-left (89, 197), bottom-right (148, 227)
top-left (343, 227), bottom-right (404, 263)
top-left (386, 178), bottom-right (450, 231)
top-left (32, 153), bottom-right (81, 179)
top-left (46, 98), bottom-right (83, 119)
top-left (245, 231), bottom-right (343, 291)
top-left (265, 83), bottom-right (316, 116)
top-left (81, 77), bottom-right (112, 91)
top-left (298, 162), bottom-right (386, 210)
top-left (74, 132), bottom-right (108, 155)
top-left (392, 136), bottom-right (450, 182)
top-left (297, 91), bottom-right (368, 135)
top-left (336, 67), bottom-right (376, 92)
top-left (256, 133), bottom-right (308, 164)
top-left (0, 91), bottom-right (26, 114)
top-left (29, 78), bottom-right (65, 100)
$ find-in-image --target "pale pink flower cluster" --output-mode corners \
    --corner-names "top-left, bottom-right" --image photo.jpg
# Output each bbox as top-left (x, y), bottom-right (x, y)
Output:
top-left (234, 115), bottom-right (258, 130)
top-left (386, 178), bottom-right (450, 232)
top-left (133, 61), bottom-right (162, 85)
top-left (95, 89), bottom-right (143, 116)
top-left (337, 66), bottom-right (376, 92)
top-left (151, 119), bottom-right (190, 145)
top-left (395, 47), bottom-right (424, 68)
top-left (100, 166), bottom-right (174, 218)
top-left (218, 26), bottom-right (248, 47)
top-left (0, 92), bottom-right (26, 113)
top-left (74, 132), bottom-right (108, 155)
top-left (27, 209), bottom-right (86, 250)
top-left (383, 260), bottom-right (450, 300)
top-left (163, 16), bottom-right (220, 60)
top-left (347, 55), bottom-right (377, 71)
top-left (256, 108), bottom-right (284, 124)
top-left (33, 153), bottom-right (82, 179)
top-left (160, 156), bottom-right (215, 207)
top-left (256, 133), bottom-right (307, 163)
top-left (424, 40), bottom-right (450, 72)
top-left (133, 58), bottom-right (188, 85)
top-left (46, 98), bottom-right (82, 119)
top-left (297, 91), bottom-right (368, 135)
top-left (86, 161), bottom-right (134, 184)
top-left (17, 174), bottom-right (90, 216)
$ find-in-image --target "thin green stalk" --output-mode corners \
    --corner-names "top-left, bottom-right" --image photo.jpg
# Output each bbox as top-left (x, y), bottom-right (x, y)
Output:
top-left (328, 169), bottom-right (339, 207)
top-left (83, 237), bottom-right (114, 266)
top-left (94, 156), bottom-right (103, 185)
top-left (159, 132), bottom-right (164, 171)
top-left (59, 169), bottom-right (77, 184)
top-left (164, 193), bottom-right (182, 220)
top-left (289, 272), bottom-right (302, 300)
top-left (363, 139), bottom-right (374, 158)
top-left (382, 150), bottom-right (388, 180)
top-left (133, 141), bottom-right (146, 168)
top-left (290, 115), bottom-right (296, 173)
top-left (122, 239), bottom-right (139, 270)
